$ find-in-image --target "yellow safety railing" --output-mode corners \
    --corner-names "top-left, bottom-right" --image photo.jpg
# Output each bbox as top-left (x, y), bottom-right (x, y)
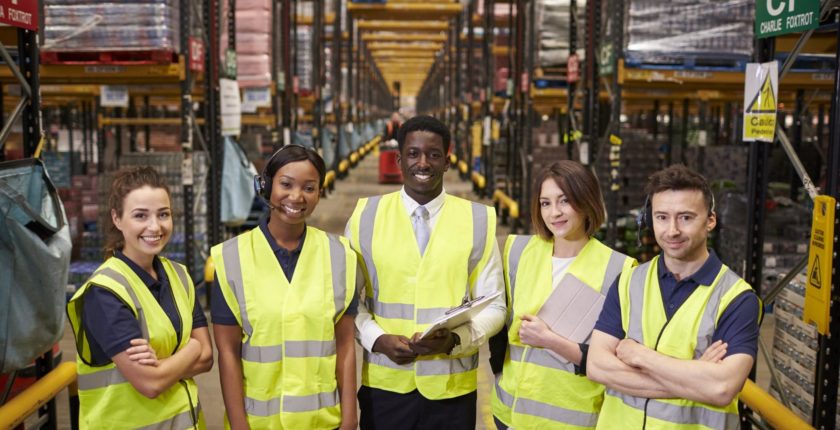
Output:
top-left (493, 190), bottom-right (520, 220)
top-left (349, 152), bottom-right (360, 164)
top-left (338, 159), bottom-right (350, 174)
top-left (0, 361), bottom-right (77, 430)
top-left (204, 256), bottom-right (215, 284)
top-left (471, 171), bottom-right (486, 190)
top-left (449, 153), bottom-right (457, 166)
top-left (457, 160), bottom-right (469, 175)
top-left (739, 379), bottom-right (813, 430)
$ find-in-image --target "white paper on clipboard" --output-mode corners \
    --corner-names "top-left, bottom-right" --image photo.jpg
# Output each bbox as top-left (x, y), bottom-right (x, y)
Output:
top-left (419, 291), bottom-right (503, 339)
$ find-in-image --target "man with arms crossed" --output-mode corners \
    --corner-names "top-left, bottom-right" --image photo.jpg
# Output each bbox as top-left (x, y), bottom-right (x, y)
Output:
top-left (588, 164), bottom-right (761, 430)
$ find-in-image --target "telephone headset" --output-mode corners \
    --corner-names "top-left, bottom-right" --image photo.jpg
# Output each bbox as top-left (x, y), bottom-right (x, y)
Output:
top-left (253, 144), bottom-right (310, 204)
top-left (635, 190), bottom-right (716, 246)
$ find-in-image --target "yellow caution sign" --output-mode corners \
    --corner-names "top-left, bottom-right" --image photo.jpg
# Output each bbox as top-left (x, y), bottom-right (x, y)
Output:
top-left (804, 195), bottom-right (836, 335)
top-left (743, 61), bottom-right (778, 143)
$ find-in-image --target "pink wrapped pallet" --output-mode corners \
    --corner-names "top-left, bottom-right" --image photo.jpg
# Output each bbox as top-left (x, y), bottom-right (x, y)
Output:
top-left (236, 0), bottom-right (270, 11)
top-left (237, 54), bottom-right (271, 75)
top-left (236, 33), bottom-right (271, 55)
top-left (236, 10), bottom-right (271, 34)
top-left (238, 73), bottom-right (272, 89)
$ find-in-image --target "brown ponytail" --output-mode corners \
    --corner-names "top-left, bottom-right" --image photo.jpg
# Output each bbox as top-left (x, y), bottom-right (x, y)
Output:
top-left (102, 166), bottom-right (171, 259)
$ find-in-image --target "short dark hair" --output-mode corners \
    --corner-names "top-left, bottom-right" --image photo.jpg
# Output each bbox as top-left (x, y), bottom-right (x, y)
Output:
top-left (645, 164), bottom-right (714, 213)
top-left (530, 161), bottom-right (606, 239)
top-left (264, 144), bottom-right (327, 189)
top-left (396, 115), bottom-right (451, 152)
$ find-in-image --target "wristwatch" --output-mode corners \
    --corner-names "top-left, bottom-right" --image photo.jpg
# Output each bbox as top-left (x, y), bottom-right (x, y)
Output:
top-left (448, 332), bottom-right (461, 354)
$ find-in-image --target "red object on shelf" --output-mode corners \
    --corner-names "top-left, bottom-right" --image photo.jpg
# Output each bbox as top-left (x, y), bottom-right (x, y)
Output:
top-left (40, 49), bottom-right (177, 66)
top-left (378, 148), bottom-right (403, 184)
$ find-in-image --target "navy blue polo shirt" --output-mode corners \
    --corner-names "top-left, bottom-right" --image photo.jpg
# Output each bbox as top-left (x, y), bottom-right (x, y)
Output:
top-left (211, 220), bottom-right (359, 326)
top-left (82, 251), bottom-right (208, 365)
top-left (593, 251), bottom-right (760, 359)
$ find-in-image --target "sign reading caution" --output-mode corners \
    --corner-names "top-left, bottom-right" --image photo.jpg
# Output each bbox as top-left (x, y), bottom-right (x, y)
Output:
top-left (743, 61), bottom-right (778, 142)
top-left (804, 195), bottom-right (835, 335)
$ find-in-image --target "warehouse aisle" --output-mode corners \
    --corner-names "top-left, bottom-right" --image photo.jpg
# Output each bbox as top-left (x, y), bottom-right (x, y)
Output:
top-left (54, 150), bottom-right (508, 430)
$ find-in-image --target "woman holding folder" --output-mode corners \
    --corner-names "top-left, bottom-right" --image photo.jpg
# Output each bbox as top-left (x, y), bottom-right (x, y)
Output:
top-left (489, 161), bottom-right (635, 429)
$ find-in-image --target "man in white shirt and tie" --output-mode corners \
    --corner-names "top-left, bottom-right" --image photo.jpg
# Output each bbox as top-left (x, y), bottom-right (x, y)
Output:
top-left (345, 115), bottom-right (506, 430)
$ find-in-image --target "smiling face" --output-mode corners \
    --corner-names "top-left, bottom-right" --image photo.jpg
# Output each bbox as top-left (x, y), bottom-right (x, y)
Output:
top-left (651, 189), bottom-right (716, 263)
top-left (539, 179), bottom-right (587, 242)
top-left (268, 159), bottom-right (321, 226)
top-left (112, 186), bottom-right (172, 265)
top-left (397, 130), bottom-right (449, 205)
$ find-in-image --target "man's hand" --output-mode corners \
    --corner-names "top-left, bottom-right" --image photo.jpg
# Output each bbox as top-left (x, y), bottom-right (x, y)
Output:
top-left (372, 334), bottom-right (418, 365)
top-left (409, 329), bottom-right (455, 356)
top-left (698, 340), bottom-right (727, 363)
top-left (518, 314), bottom-right (554, 349)
top-left (126, 338), bottom-right (159, 366)
top-left (615, 338), bottom-right (651, 368)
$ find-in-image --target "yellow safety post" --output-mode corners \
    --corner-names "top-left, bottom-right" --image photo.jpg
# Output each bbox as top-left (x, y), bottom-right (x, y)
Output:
top-left (338, 160), bottom-right (350, 174)
top-left (739, 379), bottom-right (813, 430)
top-left (350, 152), bottom-right (360, 164)
top-left (0, 361), bottom-right (77, 429)
top-left (457, 160), bottom-right (469, 175)
top-left (493, 190), bottom-right (520, 219)
top-left (204, 256), bottom-right (215, 284)
top-left (449, 153), bottom-right (457, 165)
top-left (471, 171), bottom-right (486, 190)
top-left (324, 170), bottom-right (336, 189)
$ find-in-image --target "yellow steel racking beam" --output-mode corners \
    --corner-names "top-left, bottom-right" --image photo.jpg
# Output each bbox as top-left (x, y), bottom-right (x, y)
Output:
top-left (372, 50), bottom-right (437, 58)
top-left (296, 13), bottom-right (335, 26)
top-left (356, 20), bottom-right (449, 32)
top-left (348, 2), bottom-right (462, 20)
top-left (362, 33), bottom-right (447, 43)
top-left (367, 42), bottom-right (443, 51)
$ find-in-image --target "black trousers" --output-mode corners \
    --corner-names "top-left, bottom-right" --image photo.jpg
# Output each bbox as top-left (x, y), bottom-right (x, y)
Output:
top-left (358, 385), bottom-right (477, 430)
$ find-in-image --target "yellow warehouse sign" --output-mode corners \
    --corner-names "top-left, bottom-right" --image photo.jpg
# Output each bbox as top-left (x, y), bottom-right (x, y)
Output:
top-left (804, 195), bottom-right (836, 335)
top-left (743, 61), bottom-right (778, 142)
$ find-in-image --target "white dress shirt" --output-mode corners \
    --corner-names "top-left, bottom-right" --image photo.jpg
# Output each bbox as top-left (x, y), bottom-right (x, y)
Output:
top-left (346, 187), bottom-right (506, 356)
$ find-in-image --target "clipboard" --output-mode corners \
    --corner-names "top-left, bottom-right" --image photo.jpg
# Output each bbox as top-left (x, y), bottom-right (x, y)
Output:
top-left (535, 273), bottom-right (605, 362)
top-left (419, 291), bottom-right (503, 339)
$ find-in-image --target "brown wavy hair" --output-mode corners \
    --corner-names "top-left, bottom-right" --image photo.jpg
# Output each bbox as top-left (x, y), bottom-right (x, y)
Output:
top-left (530, 161), bottom-right (606, 240)
top-left (102, 166), bottom-right (171, 259)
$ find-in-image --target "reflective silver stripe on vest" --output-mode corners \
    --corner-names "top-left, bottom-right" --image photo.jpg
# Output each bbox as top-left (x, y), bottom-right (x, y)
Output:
top-left (646, 398), bottom-right (739, 429)
top-left (366, 297), bottom-right (414, 321)
top-left (495, 374), bottom-right (514, 408)
top-left (416, 354), bottom-right (478, 376)
top-left (509, 345), bottom-right (576, 373)
top-left (359, 195), bottom-right (382, 302)
top-left (135, 407), bottom-right (199, 430)
top-left (77, 367), bottom-right (127, 390)
top-left (694, 269), bottom-right (741, 359)
top-left (95, 267), bottom-right (150, 340)
top-left (245, 390), bottom-right (339, 416)
top-left (602, 250), bottom-right (627, 294)
top-left (327, 233), bottom-right (348, 321)
top-left (363, 350), bottom-right (478, 375)
top-left (465, 202), bottom-right (488, 299)
top-left (169, 262), bottom-right (191, 295)
top-left (241, 344), bottom-right (283, 362)
top-left (515, 398), bottom-right (599, 428)
top-left (506, 235), bottom-right (532, 326)
top-left (416, 307), bottom-right (451, 324)
top-left (242, 340), bottom-right (336, 363)
top-left (625, 261), bottom-right (651, 344)
top-left (606, 388), bottom-right (646, 409)
top-left (222, 237), bottom-right (252, 336)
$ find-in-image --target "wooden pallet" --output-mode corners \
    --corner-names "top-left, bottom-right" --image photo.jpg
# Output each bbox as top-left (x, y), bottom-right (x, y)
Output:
top-left (40, 49), bottom-right (177, 65)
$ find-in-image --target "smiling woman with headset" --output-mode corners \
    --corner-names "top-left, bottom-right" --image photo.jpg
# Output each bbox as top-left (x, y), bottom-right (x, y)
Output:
top-left (210, 145), bottom-right (360, 429)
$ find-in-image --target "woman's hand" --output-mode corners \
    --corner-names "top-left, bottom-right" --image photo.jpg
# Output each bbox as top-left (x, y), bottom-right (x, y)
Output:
top-left (125, 339), bottom-right (159, 366)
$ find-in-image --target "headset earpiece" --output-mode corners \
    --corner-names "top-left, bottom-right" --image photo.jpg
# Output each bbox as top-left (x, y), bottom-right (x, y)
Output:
top-left (636, 194), bottom-right (652, 248)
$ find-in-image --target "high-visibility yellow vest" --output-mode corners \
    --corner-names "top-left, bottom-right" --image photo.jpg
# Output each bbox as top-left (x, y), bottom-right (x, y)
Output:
top-left (597, 256), bottom-right (755, 430)
top-left (67, 257), bottom-right (204, 430)
top-left (492, 235), bottom-right (634, 429)
top-left (211, 226), bottom-right (356, 429)
top-left (346, 192), bottom-right (496, 400)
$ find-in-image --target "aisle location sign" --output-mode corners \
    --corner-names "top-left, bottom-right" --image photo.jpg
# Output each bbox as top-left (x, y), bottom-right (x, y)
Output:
top-left (0, 0), bottom-right (38, 31)
top-left (756, 0), bottom-right (819, 38)
top-left (742, 62), bottom-right (778, 142)
top-left (804, 195), bottom-right (835, 335)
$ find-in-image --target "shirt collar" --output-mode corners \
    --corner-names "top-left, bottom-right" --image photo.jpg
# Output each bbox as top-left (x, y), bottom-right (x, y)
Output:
top-left (115, 250), bottom-right (163, 289)
top-left (259, 217), bottom-right (306, 255)
top-left (400, 186), bottom-right (446, 218)
top-left (657, 249), bottom-right (722, 286)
